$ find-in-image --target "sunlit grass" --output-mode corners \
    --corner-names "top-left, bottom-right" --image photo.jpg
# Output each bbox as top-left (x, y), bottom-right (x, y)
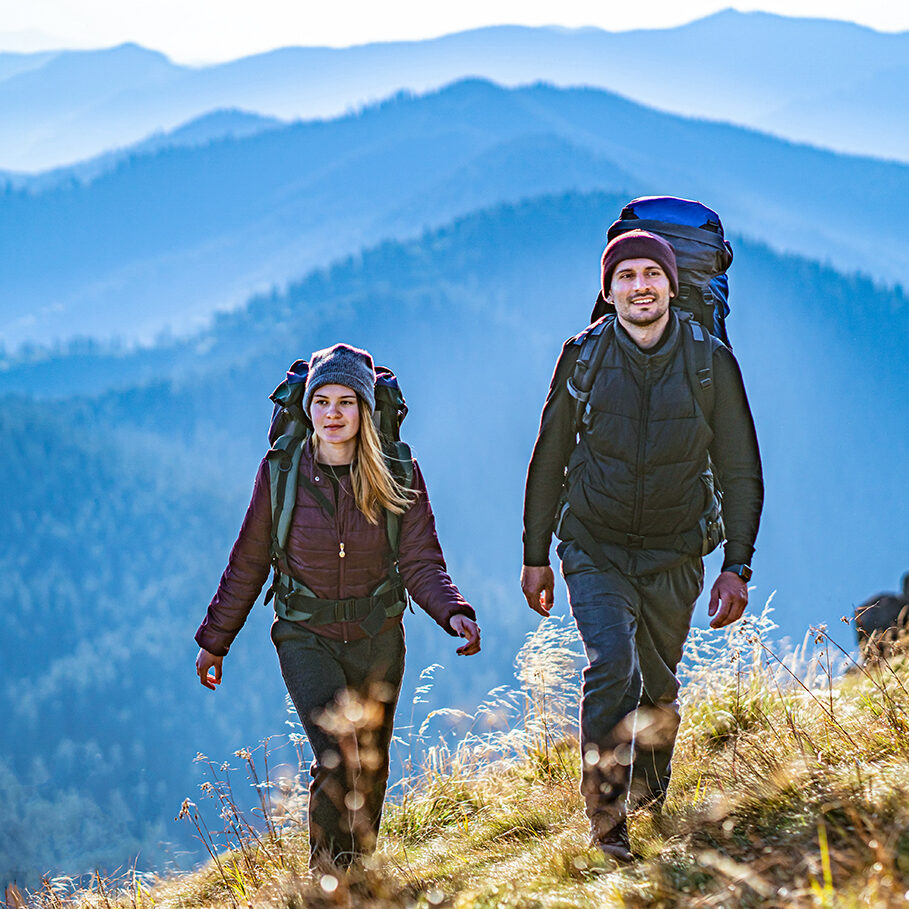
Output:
top-left (22, 603), bottom-right (909, 908)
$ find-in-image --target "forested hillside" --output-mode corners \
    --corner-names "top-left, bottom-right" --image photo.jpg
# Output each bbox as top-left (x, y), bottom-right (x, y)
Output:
top-left (1, 190), bottom-right (907, 884)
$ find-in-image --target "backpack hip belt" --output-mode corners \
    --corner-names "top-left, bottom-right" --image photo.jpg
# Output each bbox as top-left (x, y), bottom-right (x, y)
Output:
top-left (269, 567), bottom-right (407, 636)
top-left (558, 505), bottom-right (721, 558)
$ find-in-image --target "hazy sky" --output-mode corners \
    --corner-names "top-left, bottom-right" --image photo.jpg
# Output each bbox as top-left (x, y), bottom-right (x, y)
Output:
top-left (1, 0), bottom-right (905, 62)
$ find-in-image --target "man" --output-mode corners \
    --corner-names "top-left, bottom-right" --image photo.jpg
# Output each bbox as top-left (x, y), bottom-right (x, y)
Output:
top-left (521, 229), bottom-right (763, 862)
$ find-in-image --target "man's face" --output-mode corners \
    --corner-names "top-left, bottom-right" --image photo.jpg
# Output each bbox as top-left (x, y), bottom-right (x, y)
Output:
top-left (607, 257), bottom-right (673, 327)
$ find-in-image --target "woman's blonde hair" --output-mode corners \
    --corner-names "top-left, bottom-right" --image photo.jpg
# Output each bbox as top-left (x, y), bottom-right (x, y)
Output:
top-left (312, 396), bottom-right (418, 524)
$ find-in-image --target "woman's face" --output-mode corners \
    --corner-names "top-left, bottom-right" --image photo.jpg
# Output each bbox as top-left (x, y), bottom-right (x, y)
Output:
top-left (310, 384), bottom-right (360, 449)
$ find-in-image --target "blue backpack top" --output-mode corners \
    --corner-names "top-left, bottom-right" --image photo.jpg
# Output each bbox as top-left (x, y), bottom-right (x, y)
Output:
top-left (591, 196), bottom-right (734, 347)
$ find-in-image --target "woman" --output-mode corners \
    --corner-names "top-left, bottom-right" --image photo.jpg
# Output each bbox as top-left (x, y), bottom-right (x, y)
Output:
top-left (194, 343), bottom-right (481, 868)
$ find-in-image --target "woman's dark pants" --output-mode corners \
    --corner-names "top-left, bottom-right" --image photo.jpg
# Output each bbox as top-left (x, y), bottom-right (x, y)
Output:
top-left (559, 541), bottom-right (704, 839)
top-left (271, 618), bottom-right (405, 868)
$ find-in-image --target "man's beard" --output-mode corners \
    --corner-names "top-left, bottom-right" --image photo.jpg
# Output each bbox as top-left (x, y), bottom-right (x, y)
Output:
top-left (621, 300), bottom-right (668, 325)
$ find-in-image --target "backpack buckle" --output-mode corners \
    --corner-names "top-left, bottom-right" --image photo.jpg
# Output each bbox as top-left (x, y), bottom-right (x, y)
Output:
top-left (333, 599), bottom-right (359, 623)
top-left (696, 367), bottom-right (712, 390)
top-left (566, 377), bottom-right (589, 403)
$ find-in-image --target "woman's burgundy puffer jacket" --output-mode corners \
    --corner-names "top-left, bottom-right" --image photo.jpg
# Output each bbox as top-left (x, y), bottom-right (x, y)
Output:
top-left (195, 444), bottom-right (475, 655)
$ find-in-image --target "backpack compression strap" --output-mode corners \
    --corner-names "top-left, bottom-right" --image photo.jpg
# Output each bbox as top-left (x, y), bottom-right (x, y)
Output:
top-left (609, 218), bottom-right (731, 260)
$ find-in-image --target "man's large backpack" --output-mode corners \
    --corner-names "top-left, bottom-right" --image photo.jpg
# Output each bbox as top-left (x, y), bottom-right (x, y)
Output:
top-left (263, 360), bottom-right (413, 635)
top-left (591, 195), bottom-right (734, 347)
top-left (560, 196), bottom-right (733, 557)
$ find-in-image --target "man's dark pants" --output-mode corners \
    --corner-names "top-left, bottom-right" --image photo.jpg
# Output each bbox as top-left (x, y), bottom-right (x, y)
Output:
top-left (271, 617), bottom-right (405, 867)
top-left (558, 540), bottom-right (704, 838)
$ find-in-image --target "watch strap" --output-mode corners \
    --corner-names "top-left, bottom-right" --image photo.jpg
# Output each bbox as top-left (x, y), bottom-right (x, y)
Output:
top-left (723, 563), bottom-right (753, 582)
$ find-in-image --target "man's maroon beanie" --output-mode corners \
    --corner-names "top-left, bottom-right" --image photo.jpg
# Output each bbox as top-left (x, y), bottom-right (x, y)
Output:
top-left (601, 230), bottom-right (679, 297)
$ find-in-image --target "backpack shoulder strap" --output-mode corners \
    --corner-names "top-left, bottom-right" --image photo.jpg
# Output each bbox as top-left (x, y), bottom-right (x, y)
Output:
top-left (678, 311), bottom-right (721, 420)
top-left (567, 315), bottom-right (615, 433)
top-left (265, 431), bottom-right (311, 565)
top-left (384, 440), bottom-right (414, 560)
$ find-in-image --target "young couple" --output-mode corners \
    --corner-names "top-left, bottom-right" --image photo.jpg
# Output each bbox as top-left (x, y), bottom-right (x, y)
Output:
top-left (195, 227), bottom-right (763, 868)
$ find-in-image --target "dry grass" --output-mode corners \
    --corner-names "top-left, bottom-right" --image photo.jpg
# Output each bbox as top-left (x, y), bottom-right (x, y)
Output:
top-left (14, 604), bottom-right (909, 908)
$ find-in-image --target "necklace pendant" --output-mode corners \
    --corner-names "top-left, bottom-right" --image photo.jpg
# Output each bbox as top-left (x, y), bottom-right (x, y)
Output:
top-left (339, 542), bottom-right (346, 559)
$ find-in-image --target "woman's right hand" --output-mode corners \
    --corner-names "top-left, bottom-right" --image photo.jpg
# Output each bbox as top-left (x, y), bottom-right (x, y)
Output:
top-left (450, 614), bottom-right (481, 656)
top-left (196, 648), bottom-right (223, 691)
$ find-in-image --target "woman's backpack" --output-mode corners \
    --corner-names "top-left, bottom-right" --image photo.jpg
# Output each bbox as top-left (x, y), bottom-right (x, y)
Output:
top-left (263, 362), bottom-right (414, 634)
top-left (590, 196), bottom-right (734, 347)
top-left (267, 360), bottom-right (409, 448)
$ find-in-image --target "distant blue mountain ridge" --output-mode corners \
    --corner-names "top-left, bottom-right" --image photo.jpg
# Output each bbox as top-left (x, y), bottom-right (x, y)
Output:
top-left (3, 79), bottom-right (909, 351)
top-left (0, 48), bottom-right (56, 82)
top-left (0, 108), bottom-right (284, 192)
top-left (2, 11), bottom-right (909, 170)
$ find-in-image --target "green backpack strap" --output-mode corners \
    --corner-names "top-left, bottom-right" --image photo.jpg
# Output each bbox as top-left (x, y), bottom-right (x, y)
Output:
top-left (266, 431), bottom-right (308, 565)
top-left (384, 440), bottom-right (414, 561)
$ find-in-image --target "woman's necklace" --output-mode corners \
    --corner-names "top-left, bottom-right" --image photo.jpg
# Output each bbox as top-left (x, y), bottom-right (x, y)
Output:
top-left (322, 462), bottom-right (351, 559)
top-left (324, 462), bottom-right (350, 495)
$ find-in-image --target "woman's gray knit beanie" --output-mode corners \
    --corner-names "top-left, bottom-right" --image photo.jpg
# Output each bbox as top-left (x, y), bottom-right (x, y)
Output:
top-left (303, 343), bottom-right (376, 415)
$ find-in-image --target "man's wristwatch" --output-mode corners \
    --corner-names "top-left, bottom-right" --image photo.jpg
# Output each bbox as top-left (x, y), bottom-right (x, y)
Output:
top-left (723, 563), bottom-right (753, 582)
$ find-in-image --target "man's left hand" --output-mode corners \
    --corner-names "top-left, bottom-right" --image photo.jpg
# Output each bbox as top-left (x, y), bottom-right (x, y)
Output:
top-left (708, 571), bottom-right (749, 628)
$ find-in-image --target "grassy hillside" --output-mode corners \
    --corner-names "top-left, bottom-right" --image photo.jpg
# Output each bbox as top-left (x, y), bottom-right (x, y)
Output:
top-left (19, 610), bottom-right (909, 908)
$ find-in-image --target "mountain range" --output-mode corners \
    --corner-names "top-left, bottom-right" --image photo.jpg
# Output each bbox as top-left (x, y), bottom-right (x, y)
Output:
top-left (3, 78), bottom-right (909, 352)
top-left (0, 108), bottom-right (284, 192)
top-left (2, 11), bottom-right (908, 173)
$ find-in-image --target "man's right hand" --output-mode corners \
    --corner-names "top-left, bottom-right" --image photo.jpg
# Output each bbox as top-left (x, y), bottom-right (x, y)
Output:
top-left (196, 648), bottom-right (223, 691)
top-left (521, 565), bottom-right (555, 617)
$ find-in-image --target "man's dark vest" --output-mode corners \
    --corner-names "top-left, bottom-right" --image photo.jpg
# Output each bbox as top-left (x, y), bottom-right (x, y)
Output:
top-left (565, 312), bottom-right (715, 550)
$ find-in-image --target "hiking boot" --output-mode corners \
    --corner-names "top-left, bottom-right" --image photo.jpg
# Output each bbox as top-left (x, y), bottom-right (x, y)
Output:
top-left (594, 816), bottom-right (634, 864)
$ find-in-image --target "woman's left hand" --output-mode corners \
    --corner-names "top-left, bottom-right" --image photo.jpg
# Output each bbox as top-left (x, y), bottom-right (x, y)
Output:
top-left (450, 614), bottom-right (481, 656)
